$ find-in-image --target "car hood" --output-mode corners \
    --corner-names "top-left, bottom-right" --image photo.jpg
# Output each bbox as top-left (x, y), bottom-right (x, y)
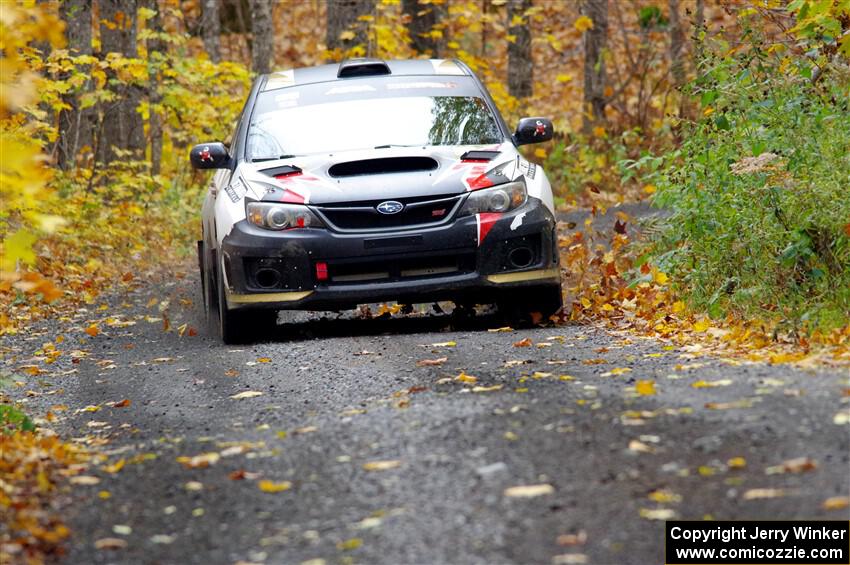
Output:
top-left (237, 143), bottom-right (521, 205)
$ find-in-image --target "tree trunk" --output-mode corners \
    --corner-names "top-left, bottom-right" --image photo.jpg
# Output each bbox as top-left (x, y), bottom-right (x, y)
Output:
top-left (507, 0), bottom-right (533, 98)
top-left (249, 0), bottom-right (273, 73)
top-left (147, 0), bottom-right (166, 175)
top-left (201, 0), bottom-right (222, 62)
top-left (98, 0), bottom-right (145, 163)
top-left (57, 0), bottom-right (94, 169)
top-left (582, 0), bottom-right (608, 133)
top-left (326, 0), bottom-right (372, 57)
top-left (668, 0), bottom-right (685, 86)
top-left (402, 0), bottom-right (443, 56)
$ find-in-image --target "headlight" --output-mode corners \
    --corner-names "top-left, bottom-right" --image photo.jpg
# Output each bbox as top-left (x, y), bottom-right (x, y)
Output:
top-left (460, 181), bottom-right (527, 215)
top-left (246, 202), bottom-right (322, 230)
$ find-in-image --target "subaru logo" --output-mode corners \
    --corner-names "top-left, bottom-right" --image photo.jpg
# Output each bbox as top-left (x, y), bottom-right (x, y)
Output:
top-left (376, 201), bottom-right (404, 215)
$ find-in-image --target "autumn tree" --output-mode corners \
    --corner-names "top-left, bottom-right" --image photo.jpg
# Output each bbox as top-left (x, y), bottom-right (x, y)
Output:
top-left (582, 0), bottom-right (608, 132)
top-left (249, 0), bottom-right (273, 73)
top-left (57, 0), bottom-right (94, 169)
top-left (201, 0), bottom-right (222, 62)
top-left (402, 0), bottom-right (444, 56)
top-left (147, 0), bottom-right (166, 174)
top-left (326, 0), bottom-right (373, 57)
top-left (507, 0), bottom-right (533, 98)
top-left (98, 0), bottom-right (145, 163)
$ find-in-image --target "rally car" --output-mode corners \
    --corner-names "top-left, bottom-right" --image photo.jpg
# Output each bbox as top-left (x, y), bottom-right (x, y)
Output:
top-left (192, 58), bottom-right (562, 343)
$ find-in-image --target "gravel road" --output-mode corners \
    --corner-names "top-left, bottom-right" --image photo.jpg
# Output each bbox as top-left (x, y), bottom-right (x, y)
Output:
top-left (3, 209), bottom-right (848, 565)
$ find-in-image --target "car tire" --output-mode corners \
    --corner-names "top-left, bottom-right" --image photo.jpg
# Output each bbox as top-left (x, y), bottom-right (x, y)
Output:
top-left (215, 260), bottom-right (255, 345)
top-left (498, 284), bottom-right (564, 326)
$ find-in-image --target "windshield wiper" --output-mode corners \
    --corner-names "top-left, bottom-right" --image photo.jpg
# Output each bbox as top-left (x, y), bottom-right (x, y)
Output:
top-left (251, 154), bottom-right (297, 162)
top-left (373, 144), bottom-right (423, 149)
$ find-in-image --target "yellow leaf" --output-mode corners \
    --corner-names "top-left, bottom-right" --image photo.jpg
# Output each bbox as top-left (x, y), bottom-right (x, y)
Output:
top-left (703, 106), bottom-right (715, 116)
top-left (672, 300), bottom-right (685, 313)
top-left (504, 484), bottom-right (555, 498)
top-left (363, 460), bottom-right (401, 471)
top-left (574, 15), bottom-right (593, 32)
top-left (85, 324), bottom-right (100, 337)
top-left (338, 30), bottom-right (356, 41)
top-left (230, 391), bottom-right (263, 399)
top-left (454, 371), bottom-right (477, 384)
top-left (653, 271), bottom-right (669, 284)
top-left (727, 457), bottom-right (747, 469)
top-left (337, 538), bottom-right (363, 551)
top-left (257, 357), bottom-right (271, 363)
top-left (556, 73), bottom-right (573, 83)
top-left (534, 148), bottom-right (547, 159)
top-left (2, 228), bottom-right (37, 265)
top-left (258, 480), bottom-right (292, 493)
top-left (822, 496), bottom-right (849, 510)
top-left (693, 318), bottom-right (711, 332)
top-left (592, 126), bottom-right (606, 138)
top-left (635, 380), bottom-right (656, 396)
top-left (643, 184), bottom-right (657, 194)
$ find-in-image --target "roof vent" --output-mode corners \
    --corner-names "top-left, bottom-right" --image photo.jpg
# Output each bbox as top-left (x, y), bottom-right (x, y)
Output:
top-left (337, 58), bottom-right (391, 79)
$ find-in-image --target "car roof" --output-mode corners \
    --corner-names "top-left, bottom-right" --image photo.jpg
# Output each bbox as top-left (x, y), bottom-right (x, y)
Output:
top-left (260, 58), bottom-right (471, 92)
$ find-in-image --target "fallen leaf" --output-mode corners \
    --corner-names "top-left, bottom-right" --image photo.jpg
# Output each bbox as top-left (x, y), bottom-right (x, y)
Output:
top-left (337, 538), bottom-right (362, 551)
top-left (639, 508), bottom-right (676, 520)
top-left (430, 341), bottom-right (456, 347)
top-left (765, 457), bottom-right (817, 475)
top-left (513, 337), bottom-right (533, 347)
top-left (230, 391), bottom-right (263, 400)
top-left (504, 484), bottom-right (555, 498)
top-left (472, 384), bottom-right (503, 392)
top-left (363, 460), bottom-right (401, 471)
top-left (176, 452), bottom-right (220, 469)
top-left (258, 480), bottom-right (292, 493)
top-left (69, 475), bottom-right (101, 485)
top-left (743, 488), bottom-right (786, 500)
top-left (635, 380), bottom-right (656, 396)
top-left (416, 357), bottom-right (447, 367)
top-left (95, 538), bottom-right (127, 550)
top-left (85, 324), bottom-right (100, 337)
top-left (454, 371), bottom-right (477, 384)
top-left (294, 426), bottom-right (317, 434)
top-left (691, 379), bottom-right (733, 388)
top-left (556, 530), bottom-right (587, 546)
top-left (488, 327), bottom-right (514, 332)
top-left (822, 496), bottom-right (849, 510)
top-left (111, 399), bottom-right (131, 408)
top-left (628, 440), bottom-right (653, 453)
top-left (257, 357), bottom-right (271, 363)
top-left (727, 457), bottom-right (747, 469)
top-left (184, 481), bottom-right (203, 491)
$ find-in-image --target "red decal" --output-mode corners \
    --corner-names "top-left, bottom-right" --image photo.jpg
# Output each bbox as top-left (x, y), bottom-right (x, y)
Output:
top-left (467, 173), bottom-right (494, 190)
top-left (534, 120), bottom-right (546, 136)
top-left (461, 158), bottom-right (490, 163)
top-left (279, 189), bottom-right (305, 204)
top-left (199, 146), bottom-right (212, 162)
top-left (315, 261), bottom-right (328, 281)
top-left (477, 212), bottom-right (501, 246)
top-left (432, 208), bottom-right (446, 217)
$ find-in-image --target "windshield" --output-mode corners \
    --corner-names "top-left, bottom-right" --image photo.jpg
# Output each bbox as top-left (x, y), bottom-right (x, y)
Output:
top-left (246, 95), bottom-right (503, 160)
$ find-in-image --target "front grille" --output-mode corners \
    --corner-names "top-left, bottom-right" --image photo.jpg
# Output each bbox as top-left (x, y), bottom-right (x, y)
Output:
top-left (314, 194), bottom-right (462, 232)
top-left (324, 252), bottom-right (476, 284)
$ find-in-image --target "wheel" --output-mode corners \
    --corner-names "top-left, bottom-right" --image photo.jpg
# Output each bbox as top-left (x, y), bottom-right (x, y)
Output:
top-left (498, 284), bottom-right (564, 326)
top-left (215, 260), bottom-right (255, 344)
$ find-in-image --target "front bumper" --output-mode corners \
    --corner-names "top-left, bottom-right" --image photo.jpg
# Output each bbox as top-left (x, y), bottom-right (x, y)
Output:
top-left (219, 198), bottom-right (560, 310)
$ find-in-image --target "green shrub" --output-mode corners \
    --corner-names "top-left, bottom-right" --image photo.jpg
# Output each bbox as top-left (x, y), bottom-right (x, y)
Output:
top-left (651, 39), bottom-right (850, 331)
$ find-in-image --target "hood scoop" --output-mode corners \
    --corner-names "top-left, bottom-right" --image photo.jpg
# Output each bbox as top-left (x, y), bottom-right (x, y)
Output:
top-left (328, 157), bottom-right (438, 178)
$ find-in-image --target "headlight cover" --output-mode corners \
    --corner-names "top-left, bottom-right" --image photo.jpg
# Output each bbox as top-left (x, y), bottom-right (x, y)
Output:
top-left (246, 202), bottom-right (322, 230)
top-left (460, 181), bottom-right (527, 215)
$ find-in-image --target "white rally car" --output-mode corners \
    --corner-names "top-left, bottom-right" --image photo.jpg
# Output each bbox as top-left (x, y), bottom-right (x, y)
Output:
top-left (191, 58), bottom-right (561, 343)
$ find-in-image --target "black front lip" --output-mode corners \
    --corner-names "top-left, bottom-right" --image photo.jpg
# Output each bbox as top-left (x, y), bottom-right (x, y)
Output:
top-left (219, 198), bottom-right (559, 310)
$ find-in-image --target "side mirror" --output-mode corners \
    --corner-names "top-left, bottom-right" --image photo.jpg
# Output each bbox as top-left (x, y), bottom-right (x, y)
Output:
top-left (513, 117), bottom-right (554, 146)
top-left (190, 142), bottom-right (231, 170)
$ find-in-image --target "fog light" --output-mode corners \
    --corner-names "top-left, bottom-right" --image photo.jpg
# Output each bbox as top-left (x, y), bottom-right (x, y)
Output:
top-left (315, 261), bottom-right (328, 281)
